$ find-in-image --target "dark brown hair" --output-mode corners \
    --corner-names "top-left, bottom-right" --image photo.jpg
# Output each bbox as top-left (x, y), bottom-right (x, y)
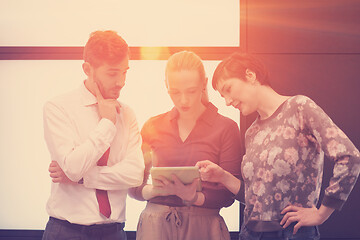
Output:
top-left (212, 52), bottom-right (269, 89)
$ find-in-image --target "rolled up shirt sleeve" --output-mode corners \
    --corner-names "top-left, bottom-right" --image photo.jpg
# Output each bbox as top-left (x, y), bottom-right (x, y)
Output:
top-left (201, 120), bottom-right (242, 208)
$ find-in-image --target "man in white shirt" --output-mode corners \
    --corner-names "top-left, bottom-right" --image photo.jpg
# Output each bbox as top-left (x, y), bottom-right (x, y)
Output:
top-left (42, 30), bottom-right (145, 240)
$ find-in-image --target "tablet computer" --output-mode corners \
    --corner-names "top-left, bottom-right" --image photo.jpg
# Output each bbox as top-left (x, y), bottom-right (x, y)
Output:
top-left (150, 166), bottom-right (202, 191)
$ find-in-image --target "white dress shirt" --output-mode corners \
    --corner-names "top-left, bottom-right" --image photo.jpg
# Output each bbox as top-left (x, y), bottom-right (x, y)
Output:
top-left (43, 82), bottom-right (144, 225)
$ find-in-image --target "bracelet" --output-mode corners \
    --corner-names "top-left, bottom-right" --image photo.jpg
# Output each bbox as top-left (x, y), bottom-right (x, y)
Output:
top-left (182, 193), bottom-right (198, 206)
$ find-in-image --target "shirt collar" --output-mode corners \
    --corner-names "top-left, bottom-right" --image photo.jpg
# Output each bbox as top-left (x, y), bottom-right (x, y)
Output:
top-left (169, 102), bottom-right (218, 126)
top-left (169, 107), bottom-right (180, 120)
top-left (80, 81), bottom-right (97, 106)
top-left (79, 81), bottom-right (122, 108)
top-left (199, 102), bottom-right (218, 126)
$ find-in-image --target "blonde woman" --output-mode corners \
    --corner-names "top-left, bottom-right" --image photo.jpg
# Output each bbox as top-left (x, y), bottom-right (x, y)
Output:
top-left (129, 51), bottom-right (242, 240)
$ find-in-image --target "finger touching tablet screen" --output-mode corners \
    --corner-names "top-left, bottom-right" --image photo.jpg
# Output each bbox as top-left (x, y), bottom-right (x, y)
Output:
top-left (150, 166), bottom-right (202, 191)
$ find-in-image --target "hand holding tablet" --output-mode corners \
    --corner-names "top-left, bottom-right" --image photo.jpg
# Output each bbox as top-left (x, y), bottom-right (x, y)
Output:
top-left (150, 166), bottom-right (202, 191)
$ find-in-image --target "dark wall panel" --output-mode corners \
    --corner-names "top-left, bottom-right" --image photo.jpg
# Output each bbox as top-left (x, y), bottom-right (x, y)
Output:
top-left (259, 54), bottom-right (360, 146)
top-left (247, 0), bottom-right (360, 53)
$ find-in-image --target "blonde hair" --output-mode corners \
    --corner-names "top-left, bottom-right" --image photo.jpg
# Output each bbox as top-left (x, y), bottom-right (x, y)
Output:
top-left (165, 51), bottom-right (209, 104)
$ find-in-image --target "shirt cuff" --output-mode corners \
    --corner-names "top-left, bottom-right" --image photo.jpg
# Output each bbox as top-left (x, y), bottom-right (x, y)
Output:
top-left (83, 166), bottom-right (101, 189)
top-left (322, 195), bottom-right (346, 211)
top-left (89, 118), bottom-right (117, 154)
top-left (233, 180), bottom-right (245, 203)
top-left (201, 188), bottom-right (235, 209)
top-left (97, 118), bottom-right (117, 141)
top-left (128, 184), bottom-right (147, 201)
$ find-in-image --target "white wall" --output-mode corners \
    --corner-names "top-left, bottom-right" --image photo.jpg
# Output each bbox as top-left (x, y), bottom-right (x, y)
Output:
top-left (0, 59), bottom-right (240, 231)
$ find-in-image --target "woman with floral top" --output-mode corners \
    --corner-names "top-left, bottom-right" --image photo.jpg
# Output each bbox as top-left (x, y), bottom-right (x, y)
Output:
top-left (196, 52), bottom-right (360, 240)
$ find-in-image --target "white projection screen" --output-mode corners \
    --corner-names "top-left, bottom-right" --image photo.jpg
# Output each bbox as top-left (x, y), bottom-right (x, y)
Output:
top-left (0, 0), bottom-right (241, 232)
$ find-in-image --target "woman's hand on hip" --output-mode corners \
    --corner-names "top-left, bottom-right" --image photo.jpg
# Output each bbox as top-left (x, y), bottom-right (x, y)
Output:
top-left (281, 205), bottom-right (334, 234)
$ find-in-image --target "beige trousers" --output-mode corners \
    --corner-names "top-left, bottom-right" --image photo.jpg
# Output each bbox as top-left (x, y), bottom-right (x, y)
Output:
top-left (136, 202), bottom-right (230, 240)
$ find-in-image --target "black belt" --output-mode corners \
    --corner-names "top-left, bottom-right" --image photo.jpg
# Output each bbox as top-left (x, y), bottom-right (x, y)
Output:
top-left (49, 217), bottom-right (125, 236)
top-left (246, 224), bottom-right (318, 238)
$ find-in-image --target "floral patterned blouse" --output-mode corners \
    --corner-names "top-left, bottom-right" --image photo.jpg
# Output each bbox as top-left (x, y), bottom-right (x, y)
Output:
top-left (240, 95), bottom-right (360, 232)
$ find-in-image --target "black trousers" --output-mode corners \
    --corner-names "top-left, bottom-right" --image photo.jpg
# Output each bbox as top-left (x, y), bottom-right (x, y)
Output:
top-left (42, 217), bottom-right (127, 240)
